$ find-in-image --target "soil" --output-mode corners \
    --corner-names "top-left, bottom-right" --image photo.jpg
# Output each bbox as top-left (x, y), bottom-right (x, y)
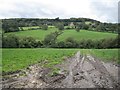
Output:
top-left (1, 51), bottom-right (120, 88)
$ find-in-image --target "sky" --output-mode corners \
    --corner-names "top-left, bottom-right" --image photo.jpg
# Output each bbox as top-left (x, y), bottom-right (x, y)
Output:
top-left (0, 0), bottom-right (119, 23)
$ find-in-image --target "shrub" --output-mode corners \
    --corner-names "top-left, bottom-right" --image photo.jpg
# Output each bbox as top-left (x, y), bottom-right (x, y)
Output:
top-left (64, 37), bottom-right (78, 48)
top-left (2, 34), bottom-right (19, 48)
top-left (43, 31), bottom-right (63, 47)
top-left (19, 37), bottom-right (37, 48)
top-left (82, 24), bottom-right (89, 30)
top-left (75, 27), bottom-right (80, 32)
top-left (57, 23), bottom-right (64, 30)
top-left (57, 41), bottom-right (65, 48)
top-left (42, 24), bottom-right (48, 30)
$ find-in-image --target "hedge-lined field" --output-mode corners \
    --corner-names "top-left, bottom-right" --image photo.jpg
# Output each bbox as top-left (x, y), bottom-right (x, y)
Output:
top-left (5, 27), bottom-right (117, 41)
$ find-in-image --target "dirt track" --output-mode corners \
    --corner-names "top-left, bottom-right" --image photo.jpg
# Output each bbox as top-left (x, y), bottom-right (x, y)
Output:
top-left (2, 51), bottom-right (119, 88)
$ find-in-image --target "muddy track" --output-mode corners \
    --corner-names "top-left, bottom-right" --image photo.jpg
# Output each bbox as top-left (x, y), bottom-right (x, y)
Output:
top-left (2, 51), bottom-right (119, 88)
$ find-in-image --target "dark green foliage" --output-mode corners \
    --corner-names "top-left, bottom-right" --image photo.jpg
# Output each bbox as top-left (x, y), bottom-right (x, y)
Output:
top-left (43, 31), bottom-right (63, 46)
top-left (75, 23), bottom-right (89, 31)
top-left (41, 24), bottom-right (48, 30)
top-left (56, 23), bottom-right (64, 30)
top-left (37, 41), bottom-right (43, 48)
top-left (57, 41), bottom-right (65, 48)
top-left (2, 34), bottom-right (43, 48)
top-left (2, 18), bottom-right (118, 33)
top-left (96, 24), bottom-right (106, 32)
top-left (2, 34), bottom-right (118, 48)
top-left (2, 19), bottom-right (20, 33)
top-left (75, 26), bottom-right (80, 32)
top-left (82, 24), bottom-right (89, 30)
top-left (64, 37), bottom-right (78, 48)
top-left (19, 37), bottom-right (37, 48)
top-left (52, 37), bottom-right (117, 49)
top-left (2, 34), bottom-right (19, 48)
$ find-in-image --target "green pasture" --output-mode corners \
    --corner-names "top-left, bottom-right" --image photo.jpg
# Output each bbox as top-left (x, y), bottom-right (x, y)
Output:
top-left (2, 48), bottom-right (118, 73)
top-left (5, 27), bottom-right (117, 41)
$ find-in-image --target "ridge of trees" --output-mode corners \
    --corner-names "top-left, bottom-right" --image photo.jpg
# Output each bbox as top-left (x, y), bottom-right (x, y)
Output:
top-left (1, 18), bottom-right (119, 33)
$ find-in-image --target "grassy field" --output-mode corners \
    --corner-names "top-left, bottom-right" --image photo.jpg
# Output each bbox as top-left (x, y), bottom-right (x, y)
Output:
top-left (2, 48), bottom-right (118, 73)
top-left (2, 48), bottom-right (77, 73)
top-left (58, 30), bottom-right (117, 41)
top-left (90, 49), bottom-right (118, 63)
top-left (5, 27), bottom-right (117, 41)
top-left (6, 27), bottom-right (57, 40)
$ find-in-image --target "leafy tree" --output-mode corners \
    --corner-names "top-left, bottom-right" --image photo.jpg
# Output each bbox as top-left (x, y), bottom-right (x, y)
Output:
top-left (64, 37), bottom-right (78, 48)
top-left (75, 23), bottom-right (82, 32)
top-left (76, 27), bottom-right (80, 32)
top-left (96, 24), bottom-right (106, 32)
top-left (2, 19), bottom-right (19, 33)
top-left (55, 17), bottom-right (60, 21)
top-left (19, 37), bottom-right (37, 48)
top-left (2, 34), bottom-right (19, 48)
top-left (82, 24), bottom-right (89, 30)
top-left (41, 24), bottom-right (48, 30)
top-left (57, 23), bottom-right (64, 30)
top-left (43, 31), bottom-right (63, 46)
top-left (57, 41), bottom-right (65, 48)
top-left (37, 41), bottom-right (43, 48)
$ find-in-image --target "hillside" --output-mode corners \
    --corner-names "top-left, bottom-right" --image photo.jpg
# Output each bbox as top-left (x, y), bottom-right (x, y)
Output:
top-left (5, 27), bottom-right (117, 41)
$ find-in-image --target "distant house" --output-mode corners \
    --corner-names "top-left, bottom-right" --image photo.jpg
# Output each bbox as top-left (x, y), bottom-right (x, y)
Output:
top-left (69, 22), bottom-right (75, 28)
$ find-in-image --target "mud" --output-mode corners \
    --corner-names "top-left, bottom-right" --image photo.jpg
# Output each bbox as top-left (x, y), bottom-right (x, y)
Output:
top-left (1, 51), bottom-right (120, 88)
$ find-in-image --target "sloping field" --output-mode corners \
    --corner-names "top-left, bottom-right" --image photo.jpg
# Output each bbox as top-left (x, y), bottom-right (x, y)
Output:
top-left (5, 27), bottom-right (117, 41)
top-left (57, 30), bottom-right (117, 41)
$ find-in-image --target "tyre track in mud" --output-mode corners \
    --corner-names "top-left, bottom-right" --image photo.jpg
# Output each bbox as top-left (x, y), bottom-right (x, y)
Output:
top-left (60, 51), bottom-right (119, 88)
top-left (86, 55), bottom-right (118, 88)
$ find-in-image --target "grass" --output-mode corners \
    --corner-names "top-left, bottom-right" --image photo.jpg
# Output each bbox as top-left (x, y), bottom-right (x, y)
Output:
top-left (2, 48), bottom-right (77, 73)
top-left (58, 30), bottom-right (117, 41)
top-left (2, 48), bottom-right (118, 73)
top-left (20, 26), bottom-right (40, 30)
top-left (21, 26), bottom-right (55, 30)
top-left (5, 27), bottom-right (118, 41)
top-left (6, 27), bottom-right (58, 40)
top-left (90, 49), bottom-right (119, 63)
top-left (80, 49), bottom-right (118, 63)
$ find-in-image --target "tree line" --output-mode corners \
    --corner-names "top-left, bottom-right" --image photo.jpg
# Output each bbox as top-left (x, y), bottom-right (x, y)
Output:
top-left (2, 18), bottom-right (119, 33)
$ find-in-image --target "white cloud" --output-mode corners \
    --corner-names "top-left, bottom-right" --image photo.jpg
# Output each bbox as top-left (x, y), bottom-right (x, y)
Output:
top-left (0, 0), bottom-right (119, 23)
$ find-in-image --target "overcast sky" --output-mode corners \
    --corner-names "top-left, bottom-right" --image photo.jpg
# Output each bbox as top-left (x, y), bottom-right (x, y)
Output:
top-left (0, 0), bottom-right (119, 23)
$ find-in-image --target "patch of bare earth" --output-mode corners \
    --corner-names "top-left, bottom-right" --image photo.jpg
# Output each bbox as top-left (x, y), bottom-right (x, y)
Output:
top-left (2, 51), bottom-right (119, 88)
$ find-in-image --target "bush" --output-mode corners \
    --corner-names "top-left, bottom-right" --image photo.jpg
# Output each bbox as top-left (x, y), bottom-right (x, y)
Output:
top-left (42, 24), bottom-right (48, 30)
top-left (64, 37), bottom-right (78, 48)
top-left (75, 27), bottom-right (80, 32)
top-left (57, 23), bottom-right (64, 30)
top-left (19, 37), bottom-right (37, 48)
top-left (57, 41), bottom-right (65, 48)
top-left (37, 41), bottom-right (43, 48)
top-left (2, 34), bottom-right (118, 49)
top-left (2, 19), bottom-right (20, 33)
top-left (43, 31), bottom-right (63, 47)
top-left (82, 24), bottom-right (89, 30)
top-left (2, 34), bottom-right (19, 48)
